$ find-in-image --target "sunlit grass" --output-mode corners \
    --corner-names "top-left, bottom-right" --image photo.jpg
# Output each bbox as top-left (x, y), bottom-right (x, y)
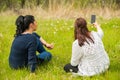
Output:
top-left (0, 16), bottom-right (120, 80)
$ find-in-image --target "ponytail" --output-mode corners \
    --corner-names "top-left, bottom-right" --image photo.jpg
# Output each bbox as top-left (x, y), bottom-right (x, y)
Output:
top-left (14, 15), bottom-right (35, 37)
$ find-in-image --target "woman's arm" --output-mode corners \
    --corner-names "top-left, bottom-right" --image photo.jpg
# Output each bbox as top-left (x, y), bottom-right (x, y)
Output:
top-left (40, 37), bottom-right (54, 49)
top-left (32, 32), bottom-right (54, 49)
top-left (93, 22), bottom-right (103, 38)
top-left (27, 36), bottom-right (37, 73)
top-left (71, 40), bottom-right (83, 66)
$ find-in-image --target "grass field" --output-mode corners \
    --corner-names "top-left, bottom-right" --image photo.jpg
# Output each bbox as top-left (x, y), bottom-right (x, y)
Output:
top-left (0, 16), bottom-right (120, 80)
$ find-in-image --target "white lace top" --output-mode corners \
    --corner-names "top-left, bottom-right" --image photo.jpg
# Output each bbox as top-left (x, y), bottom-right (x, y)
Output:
top-left (71, 28), bottom-right (110, 76)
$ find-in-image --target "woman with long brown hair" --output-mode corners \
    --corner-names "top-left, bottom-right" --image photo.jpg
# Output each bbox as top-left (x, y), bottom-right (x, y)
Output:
top-left (64, 18), bottom-right (110, 76)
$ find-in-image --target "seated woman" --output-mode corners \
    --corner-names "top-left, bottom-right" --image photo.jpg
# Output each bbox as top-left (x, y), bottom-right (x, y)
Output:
top-left (9, 15), bottom-right (54, 73)
top-left (64, 18), bottom-right (110, 76)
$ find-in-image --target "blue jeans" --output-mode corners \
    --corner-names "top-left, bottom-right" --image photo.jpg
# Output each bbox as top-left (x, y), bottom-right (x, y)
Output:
top-left (36, 38), bottom-right (52, 63)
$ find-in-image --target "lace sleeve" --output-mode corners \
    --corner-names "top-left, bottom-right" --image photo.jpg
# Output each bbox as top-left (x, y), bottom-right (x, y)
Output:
top-left (71, 40), bottom-right (83, 66)
top-left (97, 28), bottom-right (104, 39)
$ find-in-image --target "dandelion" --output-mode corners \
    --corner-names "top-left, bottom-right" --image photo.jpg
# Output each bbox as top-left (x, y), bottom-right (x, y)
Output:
top-left (56, 29), bottom-right (58, 32)
top-left (112, 25), bottom-right (119, 28)
top-left (65, 22), bottom-right (67, 26)
top-left (46, 23), bottom-right (48, 26)
top-left (67, 28), bottom-right (70, 30)
top-left (57, 20), bottom-right (59, 24)
top-left (70, 26), bottom-right (73, 28)
top-left (46, 32), bottom-right (49, 35)
top-left (60, 27), bottom-right (63, 31)
top-left (50, 23), bottom-right (54, 27)
top-left (115, 44), bottom-right (120, 49)
top-left (105, 23), bottom-right (107, 24)
top-left (88, 22), bottom-right (91, 24)
top-left (54, 31), bottom-right (56, 34)
top-left (0, 33), bottom-right (3, 38)
top-left (56, 57), bottom-right (59, 60)
top-left (112, 25), bottom-right (116, 28)
top-left (54, 27), bottom-right (58, 31)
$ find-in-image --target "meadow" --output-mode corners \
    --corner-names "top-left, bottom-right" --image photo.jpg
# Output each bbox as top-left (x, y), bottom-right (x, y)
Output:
top-left (0, 15), bottom-right (120, 80)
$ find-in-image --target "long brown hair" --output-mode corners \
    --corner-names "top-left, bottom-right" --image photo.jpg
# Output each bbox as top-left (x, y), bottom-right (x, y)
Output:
top-left (74, 17), bottom-right (94, 46)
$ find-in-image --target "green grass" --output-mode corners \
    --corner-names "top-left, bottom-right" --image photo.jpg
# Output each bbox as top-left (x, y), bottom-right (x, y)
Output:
top-left (0, 16), bottom-right (120, 80)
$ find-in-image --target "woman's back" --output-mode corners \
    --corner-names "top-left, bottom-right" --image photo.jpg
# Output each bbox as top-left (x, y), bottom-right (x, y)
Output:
top-left (9, 34), bottom-right (37, 69)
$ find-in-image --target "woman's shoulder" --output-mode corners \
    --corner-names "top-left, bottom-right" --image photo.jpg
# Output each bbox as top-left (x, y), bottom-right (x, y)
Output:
top-left (73, 40), bottom-right (78, 45)
top-left (91, 31), bottom-right (100, 38)
top-left (72, 40), bottom-right (81, 48)
top-left (28, 34), bottom-right (37, 40)
top-left (19, 34), bottom-right (37, 41)
top-left (32, 32), bottom-right (41, 38)
top-left (91, 31), bottom-right (97, 35)
top-left (91, 30), bottom-right (103, 39)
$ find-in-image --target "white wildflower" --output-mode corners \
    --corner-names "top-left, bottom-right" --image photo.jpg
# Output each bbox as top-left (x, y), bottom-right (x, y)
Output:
top-left (54, 31), bottom-right (56, 34)
top-left (0, 33), bottom-right (3, 38)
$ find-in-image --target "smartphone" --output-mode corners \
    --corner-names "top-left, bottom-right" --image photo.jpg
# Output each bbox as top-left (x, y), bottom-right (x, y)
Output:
top-left (91, 15), bottom-right (96, 24)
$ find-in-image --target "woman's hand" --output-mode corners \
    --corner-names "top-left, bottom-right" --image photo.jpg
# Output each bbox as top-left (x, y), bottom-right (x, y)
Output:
top-left (46, 43), bottom-right (54, 49)
top-left (93, 22), bottom-right (100, 28)
top-left (40, 37), bottom-right (54, 50)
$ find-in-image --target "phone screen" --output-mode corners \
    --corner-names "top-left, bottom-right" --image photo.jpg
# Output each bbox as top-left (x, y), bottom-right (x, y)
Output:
top-left (91, 15), bottom-right (96, 24)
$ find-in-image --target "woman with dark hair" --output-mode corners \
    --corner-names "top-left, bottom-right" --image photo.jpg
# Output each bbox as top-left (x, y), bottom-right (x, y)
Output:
top-left (64, 18), bottom-right (110, 76)
top-left (9, 15), bottom-right (54, 73)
